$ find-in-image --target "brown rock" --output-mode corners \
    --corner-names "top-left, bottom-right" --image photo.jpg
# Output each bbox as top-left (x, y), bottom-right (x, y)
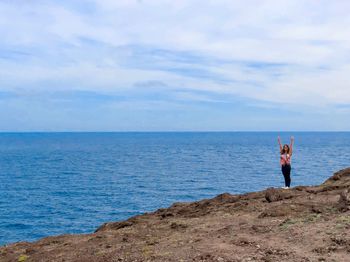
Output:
top-left (1, 167), bottom-right (350, 262)
top-left (337, 189), bottom-right (350, 212)
top-left (265, 188), bottom-right (293, 202)
top-left (95, 220), bottom-right (134, 232)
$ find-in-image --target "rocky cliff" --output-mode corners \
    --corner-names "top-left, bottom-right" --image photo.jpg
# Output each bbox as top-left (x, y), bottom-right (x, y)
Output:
top-left (1, 168), bottom-right (349, 262)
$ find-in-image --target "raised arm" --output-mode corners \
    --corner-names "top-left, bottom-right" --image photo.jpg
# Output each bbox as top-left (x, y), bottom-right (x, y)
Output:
top-left (289, 136), bottom-right (294, 155)
top-left (277, 136), bottom-right (282, 153)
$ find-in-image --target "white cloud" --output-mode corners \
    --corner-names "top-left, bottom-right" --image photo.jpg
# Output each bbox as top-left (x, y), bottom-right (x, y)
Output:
top-left (1, 0), bottom-right (350, 109)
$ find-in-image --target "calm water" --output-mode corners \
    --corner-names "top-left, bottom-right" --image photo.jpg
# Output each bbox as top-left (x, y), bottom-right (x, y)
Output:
top-left (0, 132), bottom-right (349, 245)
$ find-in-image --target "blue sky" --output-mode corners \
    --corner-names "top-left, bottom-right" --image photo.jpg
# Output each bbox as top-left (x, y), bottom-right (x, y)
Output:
top-left (0, 0), bottom-right (350, 131)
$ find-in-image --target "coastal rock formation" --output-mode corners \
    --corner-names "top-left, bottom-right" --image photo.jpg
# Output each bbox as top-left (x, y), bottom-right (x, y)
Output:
top-left (1, 168), bottom-right (350, 262)
top-left (338, 189), bottom-right (350, 212)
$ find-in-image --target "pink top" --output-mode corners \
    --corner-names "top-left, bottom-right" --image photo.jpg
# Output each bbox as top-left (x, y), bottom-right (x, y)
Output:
top-left (280, 153), bottom-right (291, 165)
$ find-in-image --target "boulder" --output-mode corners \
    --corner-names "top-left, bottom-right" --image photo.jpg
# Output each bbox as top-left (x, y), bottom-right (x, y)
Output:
top-left (337, 189), bottom-right (350, 212)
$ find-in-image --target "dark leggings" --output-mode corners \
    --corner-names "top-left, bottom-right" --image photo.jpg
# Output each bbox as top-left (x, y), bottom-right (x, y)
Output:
top-left (281, 164), bottom-right (291, 187)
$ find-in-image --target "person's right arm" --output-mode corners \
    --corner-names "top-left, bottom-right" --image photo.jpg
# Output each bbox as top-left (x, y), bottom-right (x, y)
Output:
top-left (278, 136), bottom-right (282, 153)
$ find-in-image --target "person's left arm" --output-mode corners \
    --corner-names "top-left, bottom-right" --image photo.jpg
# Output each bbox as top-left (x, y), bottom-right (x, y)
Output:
top-left (289, 136), bottom-right (294, 156)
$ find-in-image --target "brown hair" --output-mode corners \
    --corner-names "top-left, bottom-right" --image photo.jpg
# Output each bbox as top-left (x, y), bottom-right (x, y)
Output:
top-left (281, 144), bottom-right (290, 154)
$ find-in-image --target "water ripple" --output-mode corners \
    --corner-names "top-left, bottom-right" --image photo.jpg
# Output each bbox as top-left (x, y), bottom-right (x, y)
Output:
top-left (1, 132), bottom-right (350, 245)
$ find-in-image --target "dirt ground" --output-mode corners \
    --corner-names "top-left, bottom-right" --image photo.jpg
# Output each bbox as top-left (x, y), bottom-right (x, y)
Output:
top-left (1, 168), bottom-right (349, 262)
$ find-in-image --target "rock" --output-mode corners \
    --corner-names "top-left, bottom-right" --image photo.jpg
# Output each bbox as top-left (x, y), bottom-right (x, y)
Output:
top-left (251, 225), bottom-right (272, 233)
top-left (2, 167), bottom-right (350, 262)
top-left (170, 222), bottom-right (188, 230)
top-left (311, 205), bottom-right (323, 214)
top-left (322, 167), bottom-right (350, 189)
top-left (213, 193), bottom-right (240, 203)
top-left (265, 188), bottom-right (282, 202)
top-left (337, 189), bottom-right (350, 212)
top-left (95, 220), bottom-right (134, 232)
top-left (264, 188), bottom-right (293, 202)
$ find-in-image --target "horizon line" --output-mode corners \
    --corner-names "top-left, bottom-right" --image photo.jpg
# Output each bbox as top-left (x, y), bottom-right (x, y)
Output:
top-left (0, 130), bottom-right (349, 133)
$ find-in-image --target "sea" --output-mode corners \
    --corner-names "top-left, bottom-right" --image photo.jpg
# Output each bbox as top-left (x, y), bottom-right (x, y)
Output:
top-left (0, 132), bottom-right (349, 245)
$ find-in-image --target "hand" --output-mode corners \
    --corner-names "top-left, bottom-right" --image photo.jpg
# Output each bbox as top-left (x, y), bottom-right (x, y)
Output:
top-left (278, 136), bottom-right (280, 141)
top-left (291, 136), bottom-right (294, 141)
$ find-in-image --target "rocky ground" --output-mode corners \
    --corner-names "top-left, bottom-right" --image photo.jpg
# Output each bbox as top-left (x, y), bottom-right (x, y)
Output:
top-left (1, 168), bottom-right (350, 262)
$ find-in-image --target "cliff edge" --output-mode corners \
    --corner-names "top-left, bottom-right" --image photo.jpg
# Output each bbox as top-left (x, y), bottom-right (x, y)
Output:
top-left (1, 168), bottom-right (349, 262)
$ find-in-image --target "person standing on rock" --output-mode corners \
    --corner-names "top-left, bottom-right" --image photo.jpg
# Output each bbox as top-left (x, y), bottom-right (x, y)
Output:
top-left (278, 136), bottom-right (294, 189)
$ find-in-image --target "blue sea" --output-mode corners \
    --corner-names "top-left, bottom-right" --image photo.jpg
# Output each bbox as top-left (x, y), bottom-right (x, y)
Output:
top-left (0, 132), bottom-right (349, 245)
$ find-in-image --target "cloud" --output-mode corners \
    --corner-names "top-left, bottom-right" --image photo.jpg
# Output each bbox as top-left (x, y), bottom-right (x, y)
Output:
top-left (0, 0), bottom-right (350, 130)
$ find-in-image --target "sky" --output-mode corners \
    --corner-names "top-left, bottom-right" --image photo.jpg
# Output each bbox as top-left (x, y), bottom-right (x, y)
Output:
top-left (0, 0), bottom-right (350, 131)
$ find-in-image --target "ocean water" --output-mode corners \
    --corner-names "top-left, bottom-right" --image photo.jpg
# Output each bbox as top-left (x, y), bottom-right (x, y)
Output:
top-left (0, 132), bottom-right (349, 245)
